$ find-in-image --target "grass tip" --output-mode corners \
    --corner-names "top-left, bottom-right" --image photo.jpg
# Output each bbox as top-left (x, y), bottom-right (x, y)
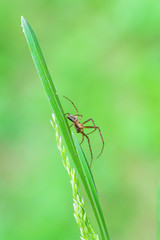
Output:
top-left (21, 16), bottom-right (24, 25)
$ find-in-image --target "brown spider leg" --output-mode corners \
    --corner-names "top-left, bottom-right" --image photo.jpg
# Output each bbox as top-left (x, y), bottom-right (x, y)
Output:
top-left (86, 128), bottom-right (96, 135)
top-left (82, 118), bottom-right (96, 134)
top-left (70, 124), bottom-right (73, 128)
top-left (83, 126), bottom-right (104, 159)
top-left (82, 118), bottom-right (96, 126)
top-left (80, 134), bottom-right (84, 145)
top-left (63, 96), bottom-right (78, 115)
top-left (77, 114), bottom-right (83, 121)
top-left (82, 118), bottom-right (97, 135)
top-left (81, 131), bottom-right (93, 168)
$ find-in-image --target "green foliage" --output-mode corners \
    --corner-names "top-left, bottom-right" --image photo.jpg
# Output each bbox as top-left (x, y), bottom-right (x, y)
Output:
top-left (51, 113), bottom-right (99, 240)
top-left (21, 16), bottom-right (109, 240)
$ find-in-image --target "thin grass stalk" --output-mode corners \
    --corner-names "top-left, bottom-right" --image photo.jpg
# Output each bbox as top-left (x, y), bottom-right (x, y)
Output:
top-left (51, 113), bottom-right (99, 240)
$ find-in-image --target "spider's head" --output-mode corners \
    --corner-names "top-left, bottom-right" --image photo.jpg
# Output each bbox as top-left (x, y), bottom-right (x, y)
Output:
top-left (67, 114), bottom-right (77, 123)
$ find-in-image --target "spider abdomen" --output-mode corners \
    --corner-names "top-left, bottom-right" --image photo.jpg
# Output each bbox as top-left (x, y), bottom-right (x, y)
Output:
top-left (74, 122), bottom-right (83, 133)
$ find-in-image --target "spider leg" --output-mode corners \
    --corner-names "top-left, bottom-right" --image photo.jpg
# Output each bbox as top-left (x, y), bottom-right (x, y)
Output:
top-left (70, 124), bottom-right (73, 128)
top-left (81, 132), bottom-right (93, 167)
top-left (82, 118), bottom-right (96, 127)
top-left (75, 114), bottom-right (83, 121)
top-left (80, 134), bottom-right (84, 145)
top-left (82, 118), bottom-right (96, 134)
top-left (63, 96), bottom-right (78, 115)
top-left (83, 126), bottom-right (104, 159)
top-left (86, 128), bottom-right (96, 135)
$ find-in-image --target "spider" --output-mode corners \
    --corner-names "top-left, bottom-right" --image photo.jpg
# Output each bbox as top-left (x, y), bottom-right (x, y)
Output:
top-left (64, 96), bottom-right (104, 167)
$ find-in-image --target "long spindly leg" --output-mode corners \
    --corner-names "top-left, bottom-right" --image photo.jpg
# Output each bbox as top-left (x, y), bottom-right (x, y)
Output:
top-left (81, 132), bottom-right (93, 167)
top-left (80, 134), bottom-right (84, 145)
top-left (82, 118), bottom-right (96, 134)
top-left (82, 118), bottom-right (96, 126)
top-left (83, 126), bottom-right (104, 159)
top-left (87, 128), bottom-right (96, 135)
top-left (63, 96), bottom-right (78, 115)
top-left (76, 114), bottom-right (83, 121)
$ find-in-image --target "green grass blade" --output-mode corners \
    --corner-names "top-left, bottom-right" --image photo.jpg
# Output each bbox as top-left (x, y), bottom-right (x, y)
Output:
top-left (51, 114), bottom-right (100, 239)
top-left (21, 16), bottom-right (82, 175)
top-left (21, 16), bottom-right (109, 240)
top-left (73, 134), bottom-right (110, 240)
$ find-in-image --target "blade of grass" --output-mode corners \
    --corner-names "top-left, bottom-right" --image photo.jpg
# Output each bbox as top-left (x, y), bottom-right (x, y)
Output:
top-left (21, 16), bottom-right (109, 240)
top-left (51, 114), bottom-right (100, 240)
top-left (73, 134), bottom-right (110, 239)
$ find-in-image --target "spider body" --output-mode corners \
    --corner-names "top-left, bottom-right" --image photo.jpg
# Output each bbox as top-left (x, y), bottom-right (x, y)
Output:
top-left (67, 115), bottom-right (83, 133)
top-left (64, 96), bottom-right (104, 167)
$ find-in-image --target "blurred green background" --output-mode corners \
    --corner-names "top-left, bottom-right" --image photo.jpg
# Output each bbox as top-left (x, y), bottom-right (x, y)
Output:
top-left (0, 0), bottom-right (160, 240)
